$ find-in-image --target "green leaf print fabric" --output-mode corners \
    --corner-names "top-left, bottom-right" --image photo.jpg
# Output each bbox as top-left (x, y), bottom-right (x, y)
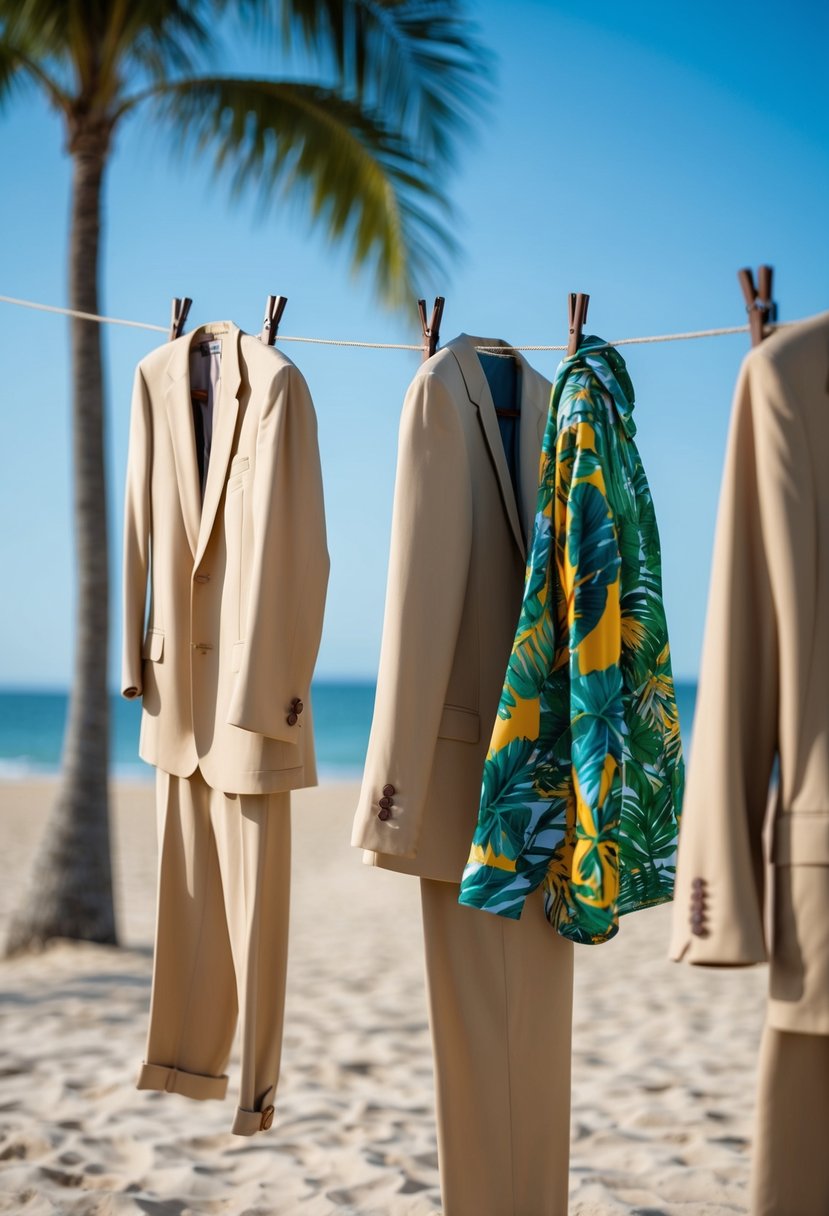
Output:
top-left (458, 336), bottom-right (685, 944)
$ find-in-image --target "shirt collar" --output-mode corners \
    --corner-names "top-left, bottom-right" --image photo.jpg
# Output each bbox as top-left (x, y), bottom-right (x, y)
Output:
top-left (558, 335), bottom-right (637, 438)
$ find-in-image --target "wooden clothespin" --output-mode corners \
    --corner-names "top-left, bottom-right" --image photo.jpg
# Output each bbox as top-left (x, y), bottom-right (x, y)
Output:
top-left (418, 296), bottom-right (445, 361)
top-left (260, 294), bottom-right (288, 346)
top-left (567, 292), bottom-right (590, 357)
top-left (737, 265), bottom-right (776, 347)
top-left (169, 297), bottom-right (192, 342)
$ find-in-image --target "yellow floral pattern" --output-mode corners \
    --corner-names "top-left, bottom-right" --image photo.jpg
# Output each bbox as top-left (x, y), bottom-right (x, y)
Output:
top-left (459, 337), bottom-right (684, 944)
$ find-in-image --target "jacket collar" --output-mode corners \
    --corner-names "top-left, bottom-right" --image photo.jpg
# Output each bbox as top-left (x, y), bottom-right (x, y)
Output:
top-left (447, 333), bottom-right (548, 560)
top-left (164, 322), bottom-right (243, 563)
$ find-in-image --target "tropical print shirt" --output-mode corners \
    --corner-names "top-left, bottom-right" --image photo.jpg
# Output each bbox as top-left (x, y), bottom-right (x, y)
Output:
top-left (459, 336), bottom-right (684, 944)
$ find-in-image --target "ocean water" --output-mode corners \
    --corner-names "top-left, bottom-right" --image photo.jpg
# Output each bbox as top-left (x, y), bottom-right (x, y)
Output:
top-left (0, 681), bottom-right (698, 783)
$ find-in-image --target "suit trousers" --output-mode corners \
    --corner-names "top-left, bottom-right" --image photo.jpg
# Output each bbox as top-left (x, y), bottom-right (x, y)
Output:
top-left (137, 768), bottom-right (291, 1135)
top-left (750, 1023), bottom-right (829, 1215)
top-left (420, 879), bottom-right (574, 1216)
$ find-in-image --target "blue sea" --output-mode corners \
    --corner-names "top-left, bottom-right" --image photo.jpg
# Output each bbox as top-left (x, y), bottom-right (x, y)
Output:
top-left (0, 681), bottom-right (698, 783)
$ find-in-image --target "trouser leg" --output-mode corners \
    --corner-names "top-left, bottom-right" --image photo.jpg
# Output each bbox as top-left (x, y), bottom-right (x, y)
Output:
top-left (137, 768), bottom-right (237, 1100)
top-left (420, 879), bottom-right (574, 1216)
top-left (750, 1022), bottom-right (829, 1215)
top-left (209, 787), bottom-right (292, 1136)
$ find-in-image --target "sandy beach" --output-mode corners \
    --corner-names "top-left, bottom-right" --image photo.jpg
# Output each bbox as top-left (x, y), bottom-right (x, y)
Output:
top-left (0, 778), bottom-right (767, 1215)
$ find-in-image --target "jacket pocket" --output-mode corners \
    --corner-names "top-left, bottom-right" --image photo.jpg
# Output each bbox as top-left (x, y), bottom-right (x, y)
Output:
top-left (142, 629), bottom-right (164, 662)
top-left (437, 704), bottom-right (480, 745)
top-left (772, 811), bottom-right (829, 865)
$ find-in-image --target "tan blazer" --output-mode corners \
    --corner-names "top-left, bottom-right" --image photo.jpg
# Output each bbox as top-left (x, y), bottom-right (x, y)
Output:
top-left (352, 335), bottom-right (551, 882)
top-left (121, 322), bottom-right (329, 795)
top-left (670, 311), bottom-right (829, 1034)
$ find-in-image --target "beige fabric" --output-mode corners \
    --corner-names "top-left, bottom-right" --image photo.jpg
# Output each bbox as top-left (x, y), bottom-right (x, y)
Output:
top-left (352, 335), bottom-right (551, 881)
top-left (122, 322), bottom-right (329, 795)
top-left (670, 311), bottom-right (829, 1034)
top-left (750, 1024), bottom-right (829, 1215)
top-left (137, 768), bottom-right (291, 1136)
top-left (421, 880), bottom-right (573, 1216)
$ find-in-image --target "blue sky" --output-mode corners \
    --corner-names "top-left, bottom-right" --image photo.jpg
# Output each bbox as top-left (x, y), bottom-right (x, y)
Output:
top-left (1, 0), bottom-right (827, 687)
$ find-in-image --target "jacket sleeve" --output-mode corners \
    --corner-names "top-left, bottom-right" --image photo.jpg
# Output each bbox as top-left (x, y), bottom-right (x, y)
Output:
top-left (351, 370), bottom-right (473, 859)
top-left (226, 364), bottom-right (330, 742)
top-left (121, 366), bottom-right (152, 699)
top-left (669, 355), bottom-right (779, 965)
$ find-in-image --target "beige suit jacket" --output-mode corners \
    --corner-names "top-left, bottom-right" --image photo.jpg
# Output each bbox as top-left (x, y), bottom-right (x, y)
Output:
top-left (351, 335), bottom-right (550, 882)
top-left (121, 322), bottom-right (329, 795)
top-left (670, 311), bottom-right (829, 1034)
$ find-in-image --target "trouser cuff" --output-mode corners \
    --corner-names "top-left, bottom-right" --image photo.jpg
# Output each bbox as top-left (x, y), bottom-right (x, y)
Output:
top-left (232, 1085), bottom-right (277, 1136)
top-left (137, 1062), bottom-right (228, 1101)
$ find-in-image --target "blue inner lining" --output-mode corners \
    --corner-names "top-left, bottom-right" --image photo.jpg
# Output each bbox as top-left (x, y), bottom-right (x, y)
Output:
top-left (479, 352), bottom-right (520, 499)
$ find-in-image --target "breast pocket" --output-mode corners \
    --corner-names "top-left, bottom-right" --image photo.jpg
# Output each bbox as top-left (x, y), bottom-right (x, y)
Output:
top-left (227, 454), bottom-right (250, 492)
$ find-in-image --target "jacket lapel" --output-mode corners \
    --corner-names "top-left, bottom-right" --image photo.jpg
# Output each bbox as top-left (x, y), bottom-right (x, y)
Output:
top-left (450, 334), bottom-right (543, 561)
top-left (194, 325), bottom-right (242, 568)
top-left (164, 323), bottom-right (242, 565)
top-left (164, 339), bottom-right (202, 559)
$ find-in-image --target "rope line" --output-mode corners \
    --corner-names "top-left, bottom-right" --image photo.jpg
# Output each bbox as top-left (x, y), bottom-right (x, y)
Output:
top-left (0, 291), bottom-right (798, 352)
top-left (0, 293), bottom-right (169, 333)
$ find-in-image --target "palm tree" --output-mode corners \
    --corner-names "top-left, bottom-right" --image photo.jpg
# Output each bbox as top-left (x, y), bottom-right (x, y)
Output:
top-left (2, 0), bottom-right (487, 953)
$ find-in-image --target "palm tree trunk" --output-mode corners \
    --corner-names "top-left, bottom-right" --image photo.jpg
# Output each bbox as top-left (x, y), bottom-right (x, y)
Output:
top-left (6, 120), bottom-right (117, 953)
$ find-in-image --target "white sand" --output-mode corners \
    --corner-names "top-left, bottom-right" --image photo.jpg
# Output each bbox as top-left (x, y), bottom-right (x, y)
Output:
top-left (0, 778), bottom-right (767, 1214)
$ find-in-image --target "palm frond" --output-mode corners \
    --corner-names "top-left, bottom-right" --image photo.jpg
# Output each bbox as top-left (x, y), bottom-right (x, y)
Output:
top-left (226, 0), bottom-right (493, 158)
top-left (104, 1), bottom-right (214, 93)
top-left (0, 0), bottom-right (71, 56)
top-left (0, 32), bottom-right (68, 112)
top-left (1, 1), bottom-right (98, 93)
top-left (1, 1), bottom-right (213, 105)
top-left (0, 37), bottom-right (27, 107)
top-left (137, 74), bottom-right (456, 304)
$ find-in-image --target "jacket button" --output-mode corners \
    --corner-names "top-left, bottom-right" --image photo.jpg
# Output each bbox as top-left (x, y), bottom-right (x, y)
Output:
top-left (194, 573), bottom-right (211, 584)
top-left (379, 796), bottom-right (392, 810)
top-left (259, 1105), bottom-right (275, 1131)
top-left (691, 877), bottom-right (706, 891)
top-left (382, 784), bottom-right (395, 797)
top-left (291, 698), bottom-right (304, 715)
top-left (286, 712), bottom-right (298, 726)
top-left (378, 807), bottom-right (392, 821)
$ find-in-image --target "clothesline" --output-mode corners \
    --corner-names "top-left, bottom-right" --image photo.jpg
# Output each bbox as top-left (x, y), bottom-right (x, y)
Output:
top-left (0, 291), bottom-right (800, 352)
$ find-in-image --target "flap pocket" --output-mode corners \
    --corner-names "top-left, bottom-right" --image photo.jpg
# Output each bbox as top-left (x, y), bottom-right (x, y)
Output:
top-left (142, 629), bottom-right (164, 662)
top-left (230, 454), bottom-right (250, 476)
top-left (231, 641), bottom-right (245, 673)
top-left (773, 811), bottom-right (829, 865)
top-left (437, 704), bottom-right (480, 745)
